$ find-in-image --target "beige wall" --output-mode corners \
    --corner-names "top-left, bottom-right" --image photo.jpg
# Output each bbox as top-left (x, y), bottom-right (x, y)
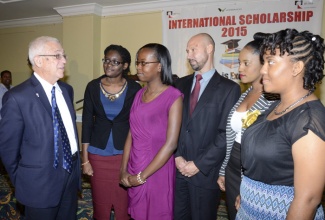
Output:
top-left (0, 24), bottom-right (63, 85)
top-left (63, 15), bottom-right (102, 110)
top-left (101, 11), bottom-right (163, 77)
top-left (0, 7), bottom-right (324, 104)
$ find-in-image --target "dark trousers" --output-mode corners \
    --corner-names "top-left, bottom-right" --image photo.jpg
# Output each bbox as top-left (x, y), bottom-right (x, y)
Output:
top-left (24, 158), bottom-right (78, 220)
top-left (225, 142), bottom-right (241, 220)
top-left (174, 177), bottom-right (221, 220)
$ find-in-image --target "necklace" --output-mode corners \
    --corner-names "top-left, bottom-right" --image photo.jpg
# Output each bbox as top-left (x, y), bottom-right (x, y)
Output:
top-left (249, 89), bottom-right (263, 94)
top-left (250, 90), bottom-right (263, 94)
top-left (143, 86), bottom-right (166, 102)
top-left (100, 81), bottom-right (127, 101)
top-left (273, 91), bottom-right (312, 115)
top-left (249, 87), bottom-right (263, 94)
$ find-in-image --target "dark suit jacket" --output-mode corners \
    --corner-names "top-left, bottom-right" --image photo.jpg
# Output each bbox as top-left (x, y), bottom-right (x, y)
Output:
top-left (0, 74), bottom-right (81, 208)
top-left (175, 71), bottom-right (241, 189)
top-left (81, 75), bottom-right (142, 150)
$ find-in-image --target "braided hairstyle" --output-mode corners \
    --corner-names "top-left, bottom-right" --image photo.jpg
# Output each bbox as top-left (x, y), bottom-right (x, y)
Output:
top-left (259, 28), bottom-right (325, 92)
top-left (104, 44), bottom-right (131, 76)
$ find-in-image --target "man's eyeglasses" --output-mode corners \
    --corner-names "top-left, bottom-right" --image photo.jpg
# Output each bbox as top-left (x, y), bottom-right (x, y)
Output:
top-left (39, 54), bottom-right (67, 60)
top-left (102, 59), bottom-right (123, 66)
top-left (135, 61), bottom-right (160, 67)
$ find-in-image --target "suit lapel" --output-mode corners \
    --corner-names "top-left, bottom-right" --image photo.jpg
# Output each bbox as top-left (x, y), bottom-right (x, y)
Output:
top-left (191, 71), bottom-right (220, 118)
top-left (183, 75), bottom-right (194, 120)
top-left (30, 75), bottom-right (52, 117)
top-left (59, 83), bottom-right (75, 120)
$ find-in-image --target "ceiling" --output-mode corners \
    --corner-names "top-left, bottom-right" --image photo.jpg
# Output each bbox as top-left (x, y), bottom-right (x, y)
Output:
top-left (0, 0), bottom-right (256, 28)
top-left (0, 0), bottom-right (169, 22)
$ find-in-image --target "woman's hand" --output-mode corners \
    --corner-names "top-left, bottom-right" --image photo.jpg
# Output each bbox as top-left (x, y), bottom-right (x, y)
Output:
top-left (217, 176), bottom-right (226, 191)
top-left (120, 171), bottom-right (131, 187)
top-left (82, 162), bottom-right (93, 176)
top-left (235, 195), bottom-right (241, 210)
top-left (127, 175), bottom-right (141, 187)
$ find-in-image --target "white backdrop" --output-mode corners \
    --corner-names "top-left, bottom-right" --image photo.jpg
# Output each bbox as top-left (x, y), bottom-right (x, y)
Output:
top-left (162, 0), bottom-right (323, 81)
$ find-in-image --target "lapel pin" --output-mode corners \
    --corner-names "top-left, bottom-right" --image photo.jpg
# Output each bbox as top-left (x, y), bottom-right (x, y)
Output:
top-left (36, 93), bottom-right (39, 97)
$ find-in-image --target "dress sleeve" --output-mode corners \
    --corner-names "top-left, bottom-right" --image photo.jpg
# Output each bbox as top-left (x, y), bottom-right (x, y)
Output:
top-left (166, 87), bottom-right (183, 111)
top-left (288, 101), bottom-right (325, 145)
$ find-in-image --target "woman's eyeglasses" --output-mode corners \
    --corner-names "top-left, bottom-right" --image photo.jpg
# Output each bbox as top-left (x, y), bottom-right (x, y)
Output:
top-left (102, 59), bottom-right (123, 66)
top-left (135, 61), bottom-right (160, 67)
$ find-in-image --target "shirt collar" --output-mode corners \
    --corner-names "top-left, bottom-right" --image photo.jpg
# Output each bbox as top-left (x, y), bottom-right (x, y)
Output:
top-left (0, 83), bottom-right (13, 90)
top-left (194, 68), bottom-right (215, 81)
top-left (33, 72), bottom-right (61, 93)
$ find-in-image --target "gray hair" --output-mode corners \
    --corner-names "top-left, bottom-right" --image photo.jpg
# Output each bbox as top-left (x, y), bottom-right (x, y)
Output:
top-left (28, 36), bottom-right (60, 66)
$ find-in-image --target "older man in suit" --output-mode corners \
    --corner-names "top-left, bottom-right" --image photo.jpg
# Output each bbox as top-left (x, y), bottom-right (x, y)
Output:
top-left (174, 33), bottom-right (241, 220)
top-left (0, 36), bottom-right (80, 220)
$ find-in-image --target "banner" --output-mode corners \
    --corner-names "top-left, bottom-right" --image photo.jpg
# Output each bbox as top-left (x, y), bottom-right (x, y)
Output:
top-left (162, 0), bottom-right (323, 81)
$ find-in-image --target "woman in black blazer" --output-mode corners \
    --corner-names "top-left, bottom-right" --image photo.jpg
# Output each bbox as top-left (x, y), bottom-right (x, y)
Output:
top-left (81, 44), bottom-right (141, 220)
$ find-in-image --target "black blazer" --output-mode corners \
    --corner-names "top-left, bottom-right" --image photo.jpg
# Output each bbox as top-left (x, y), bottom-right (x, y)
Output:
top-left (82, 75), bottom-right (141, 150)
top-left (0, 75), bottom-right (80, 208)
top-left (175, 71), bottom-right (241, 189)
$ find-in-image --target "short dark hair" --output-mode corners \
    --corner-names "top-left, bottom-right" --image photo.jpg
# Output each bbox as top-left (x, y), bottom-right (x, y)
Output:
top-left (1, 70), bottom-right (11, 78)
top-left (136, 43), bottom-right (173, 85)
top-left (258, 28), bottom-right (325, 92)
top-left (104, 44), bottom-right (131, 76)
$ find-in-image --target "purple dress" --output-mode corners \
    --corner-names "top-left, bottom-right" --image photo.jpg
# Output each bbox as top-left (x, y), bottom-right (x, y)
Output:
top-left (127, 86), bottom-right (183, 220)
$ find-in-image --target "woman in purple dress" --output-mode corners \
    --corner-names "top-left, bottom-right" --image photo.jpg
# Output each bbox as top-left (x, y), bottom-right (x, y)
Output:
top-left (120, 43), bottom-right (183, 220)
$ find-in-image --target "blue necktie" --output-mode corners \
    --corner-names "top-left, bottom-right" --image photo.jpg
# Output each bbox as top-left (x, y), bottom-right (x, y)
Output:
top-left (51, 86), bottom-right (72, 173)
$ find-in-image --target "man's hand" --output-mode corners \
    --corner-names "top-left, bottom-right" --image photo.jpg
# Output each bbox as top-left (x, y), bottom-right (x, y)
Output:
top-left (175, 156), bottom-right (187, 170)
top-left (179, 161), bottom-right (199, 177)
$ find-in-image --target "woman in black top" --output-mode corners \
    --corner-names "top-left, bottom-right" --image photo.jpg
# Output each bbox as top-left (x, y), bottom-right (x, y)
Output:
top-left (237, 29), bottom-right (325, 219)
top-left (81, 44), bottom-right (141, 220)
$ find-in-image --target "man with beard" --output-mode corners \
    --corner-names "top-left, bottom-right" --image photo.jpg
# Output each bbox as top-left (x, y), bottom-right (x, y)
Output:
top-left (174, 33), bottom-right (241, 220)
top-left (0, 70), bottom-right (13, 120)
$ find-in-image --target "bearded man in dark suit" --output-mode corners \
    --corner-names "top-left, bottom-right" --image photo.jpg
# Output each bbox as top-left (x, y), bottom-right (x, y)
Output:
top-left (174, 33), bottom-right (241, 220)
